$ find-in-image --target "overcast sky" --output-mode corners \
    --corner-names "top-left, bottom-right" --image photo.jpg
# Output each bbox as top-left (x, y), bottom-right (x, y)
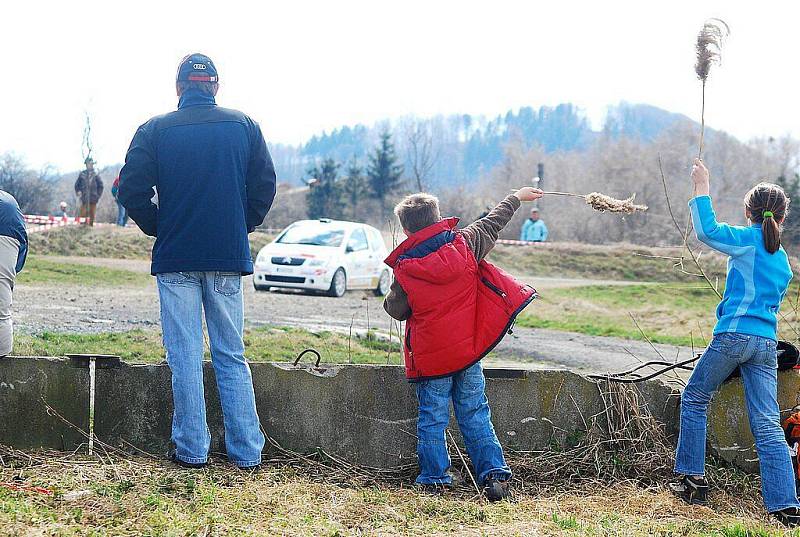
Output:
top-left (3, 0), bottom-right (798, 172)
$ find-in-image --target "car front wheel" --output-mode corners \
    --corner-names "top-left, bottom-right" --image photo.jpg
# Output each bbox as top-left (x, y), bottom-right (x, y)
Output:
top-left (327, 268), bottom-right (347, 298)
top-left (374, 270), bottom-right (391, 296)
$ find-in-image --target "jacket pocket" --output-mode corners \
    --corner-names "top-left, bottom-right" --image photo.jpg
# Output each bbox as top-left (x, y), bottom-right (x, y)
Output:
top-left (405, 325), bottom-right (415, 370)
top-left (481, 277), bottom-right (510, 305)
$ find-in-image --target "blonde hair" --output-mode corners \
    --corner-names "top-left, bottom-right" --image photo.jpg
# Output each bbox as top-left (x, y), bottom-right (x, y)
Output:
top-left (394, 193), bottom-right (441, 233)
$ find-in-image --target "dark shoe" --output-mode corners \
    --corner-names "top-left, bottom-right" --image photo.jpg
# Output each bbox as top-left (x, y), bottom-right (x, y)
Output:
top-left (669, 475), bottom-right (708, 505)
top-left (482, 475), bottom-right (511, 502)
top-left (772, 507), bottom-right (800, 527)
top-left (168, 450), bottom-right (208, 469)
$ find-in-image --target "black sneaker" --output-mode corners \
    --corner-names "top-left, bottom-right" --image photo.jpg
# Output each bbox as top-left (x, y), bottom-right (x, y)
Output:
top-left (168, 450), bottom-right (208, 469)
top-left (772, 507), bottom-right (800, 527)
top-left (482, 475), bottom-right (511, 502)
top-left (669, 475), bottom-right (708, 505)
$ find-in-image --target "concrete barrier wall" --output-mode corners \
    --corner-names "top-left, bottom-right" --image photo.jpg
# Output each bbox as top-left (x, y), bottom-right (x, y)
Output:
top-left (0, 357), bottom-right (681, 468)
top-left (708, 369), bottom-right (800, 473)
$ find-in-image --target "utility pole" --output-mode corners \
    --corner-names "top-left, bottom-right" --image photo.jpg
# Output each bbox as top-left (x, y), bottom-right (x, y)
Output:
top-left (534, 162), bottom-right (544, 207)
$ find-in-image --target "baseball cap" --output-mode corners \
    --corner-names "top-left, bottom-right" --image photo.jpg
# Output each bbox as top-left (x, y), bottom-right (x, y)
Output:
top-left (176, 53), bottom-right (219, 83)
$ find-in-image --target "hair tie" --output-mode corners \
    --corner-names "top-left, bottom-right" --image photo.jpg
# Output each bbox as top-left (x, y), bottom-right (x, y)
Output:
top-left (763, 211), bottom-right (774, 218)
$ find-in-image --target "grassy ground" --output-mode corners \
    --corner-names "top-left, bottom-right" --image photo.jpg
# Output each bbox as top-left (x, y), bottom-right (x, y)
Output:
top-left (27, 226), bottom-right (275, 260)
top-left (13, 326), bottom-right (403, 365)
top-left (17, 256), bottom-right (151, 287)
top-left (518, 282), bottom-right (800, 347)
top-left (490, 242), bottom-right (730, 283)
top-left (0, 452), bottom-right (796, 536)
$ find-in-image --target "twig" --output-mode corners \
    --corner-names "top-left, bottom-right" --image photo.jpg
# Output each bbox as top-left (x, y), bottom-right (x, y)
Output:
top-left (447, 429), bottom-right (482, 500)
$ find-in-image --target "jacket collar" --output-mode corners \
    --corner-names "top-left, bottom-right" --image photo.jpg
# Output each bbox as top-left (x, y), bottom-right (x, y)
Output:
top-left (385, 217), bottom-right (459, 267)
top-left (178, 89), bottom-right (217, 109)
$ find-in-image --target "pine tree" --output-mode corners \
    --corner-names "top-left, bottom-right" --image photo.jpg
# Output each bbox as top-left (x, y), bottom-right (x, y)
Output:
top-left (367, 131), bottom-right (404, 220)
top-left (341, 157), bottom-right (368, 221)
top-left (305, 158), bottom-right (343, 219)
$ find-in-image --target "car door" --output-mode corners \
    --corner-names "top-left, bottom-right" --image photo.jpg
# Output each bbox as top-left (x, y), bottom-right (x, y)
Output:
top-left (365, 227), bottom-right (387, 285)
top-left (344, 227), bottom-right (371, 287)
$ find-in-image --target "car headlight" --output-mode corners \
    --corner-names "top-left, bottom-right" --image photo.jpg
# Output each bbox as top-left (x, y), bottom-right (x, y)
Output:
top-left (307, 259), bottom-right (327, 267)
top-left (256, 252), bottom-right (269, 264)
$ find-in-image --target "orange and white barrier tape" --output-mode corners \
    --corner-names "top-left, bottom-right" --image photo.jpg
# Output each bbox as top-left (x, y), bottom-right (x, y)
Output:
top-left (24, 214), bottom-right (111, 234)
top-left (496, 239), bottom-right (547, 246)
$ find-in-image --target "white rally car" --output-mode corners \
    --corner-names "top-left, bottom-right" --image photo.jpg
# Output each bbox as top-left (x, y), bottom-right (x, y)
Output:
top-left (253, 219), bottom-right (392, 297)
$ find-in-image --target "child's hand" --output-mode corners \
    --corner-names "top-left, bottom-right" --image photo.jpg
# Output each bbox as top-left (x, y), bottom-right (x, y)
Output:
top-left (691, 158), bottom-right (710, 185)
top-left (514, 187), bottom-right (544, 202)
top-left (691, 158), bottom-right (711, 197)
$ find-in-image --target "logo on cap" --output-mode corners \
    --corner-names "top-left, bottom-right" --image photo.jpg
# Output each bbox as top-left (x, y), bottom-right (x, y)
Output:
top-left (193, 64), bottom-right (207, 70)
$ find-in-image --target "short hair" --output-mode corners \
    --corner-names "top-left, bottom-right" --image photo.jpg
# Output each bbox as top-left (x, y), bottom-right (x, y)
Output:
top-left (176, 80), bottom-right (219, 96)
top-left (394, 193), bottom-right (441, 233)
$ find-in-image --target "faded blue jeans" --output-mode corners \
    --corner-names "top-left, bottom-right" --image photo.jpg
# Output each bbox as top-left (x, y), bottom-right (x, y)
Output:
top-left (157, 271), bottom-right (264, 467)
top-left (415, 362), bottom-right (511, 485)
top-left (675, 332), bottom-right (800, 512)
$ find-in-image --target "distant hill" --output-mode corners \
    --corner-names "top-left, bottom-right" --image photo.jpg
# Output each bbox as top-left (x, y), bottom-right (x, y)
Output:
top-left (269, 102), bottom-right (700, 186)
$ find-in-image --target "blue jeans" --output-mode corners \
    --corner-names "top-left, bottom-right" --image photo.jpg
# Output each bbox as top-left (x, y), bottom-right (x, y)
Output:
top-left (415, 362), bottom-right (511, 485)
top-left (116, 200), bottom-right (128, 226)
top-left (157, 271), bottom-right (264, 467)
top-left (675, 332), bottom-right (800, 512)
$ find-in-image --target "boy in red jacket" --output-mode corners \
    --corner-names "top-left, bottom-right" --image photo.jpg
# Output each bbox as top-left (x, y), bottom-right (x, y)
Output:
top-left (384, 187), bottom-right (542, 500)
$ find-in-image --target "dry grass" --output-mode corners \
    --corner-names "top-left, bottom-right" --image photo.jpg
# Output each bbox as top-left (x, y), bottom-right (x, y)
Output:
top-left (0, 444), bottom-right (793, 537)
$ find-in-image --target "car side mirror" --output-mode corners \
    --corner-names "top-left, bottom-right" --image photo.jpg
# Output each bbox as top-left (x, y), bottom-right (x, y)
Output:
top-left (345, 245), bottom-right (355, 254)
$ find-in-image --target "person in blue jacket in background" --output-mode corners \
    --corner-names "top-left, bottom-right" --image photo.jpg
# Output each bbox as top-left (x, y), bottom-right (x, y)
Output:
top-left (519, 207), bottom-right (548, 242)
top-left (0, 191), bottom-right (27, 357)
top-left (119, 53), bottom-right (276, 471)
top-left (671, 158), bottom-right (800, 527)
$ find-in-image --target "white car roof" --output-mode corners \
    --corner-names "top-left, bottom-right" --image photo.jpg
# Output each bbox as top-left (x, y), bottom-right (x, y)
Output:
top-left (288, 219), bottom-right (376, 231)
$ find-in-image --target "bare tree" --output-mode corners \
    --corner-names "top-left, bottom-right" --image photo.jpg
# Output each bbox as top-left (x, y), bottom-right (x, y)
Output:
top-left (405, 121), bottom-right (439, 192)
top-left (0, 153), bottom-right (56, 214)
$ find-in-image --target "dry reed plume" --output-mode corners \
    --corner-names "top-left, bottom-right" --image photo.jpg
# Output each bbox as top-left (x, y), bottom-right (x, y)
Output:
top-left (695, 18), bottom-right (730, 158)
top-left (543, 190), bottom-right (648, 215)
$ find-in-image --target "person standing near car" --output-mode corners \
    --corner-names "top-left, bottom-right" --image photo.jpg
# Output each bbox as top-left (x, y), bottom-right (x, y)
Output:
top-left (118, 53), bottom-right (277, 470)
top-left (74, 157), bottom-right (104, 225)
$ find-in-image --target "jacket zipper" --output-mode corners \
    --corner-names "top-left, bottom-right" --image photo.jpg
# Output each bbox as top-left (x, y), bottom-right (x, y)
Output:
top-left (405, 325), bottom-right (415, 370)
top-left (481, 277), bottom-right (509, 302)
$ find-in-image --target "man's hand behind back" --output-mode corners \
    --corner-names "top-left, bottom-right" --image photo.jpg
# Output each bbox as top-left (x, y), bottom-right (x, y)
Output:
top-left (513, 187), bottom-right (544, 202)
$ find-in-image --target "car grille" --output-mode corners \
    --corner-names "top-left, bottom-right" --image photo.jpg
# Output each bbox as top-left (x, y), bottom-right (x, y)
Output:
top-left (264, 275), bottom-right (306, 284)
top-left (271, 256), bottom-right (306, 266)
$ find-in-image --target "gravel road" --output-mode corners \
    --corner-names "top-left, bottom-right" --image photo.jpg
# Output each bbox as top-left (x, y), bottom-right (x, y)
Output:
top-left (14, 257), bottom-right (694, 375)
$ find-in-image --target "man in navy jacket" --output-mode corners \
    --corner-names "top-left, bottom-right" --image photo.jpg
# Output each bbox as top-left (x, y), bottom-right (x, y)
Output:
top-left (119, 53), bottom-right (276, 469)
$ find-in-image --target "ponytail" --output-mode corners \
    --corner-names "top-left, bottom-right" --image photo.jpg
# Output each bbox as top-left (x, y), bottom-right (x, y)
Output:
top-left (762, 211), bottom-right (781, 254)
top-left (745, 183), bottom-right (789, 255)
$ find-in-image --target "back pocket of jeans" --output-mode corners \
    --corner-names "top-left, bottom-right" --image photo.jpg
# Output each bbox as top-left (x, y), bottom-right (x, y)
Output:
top-left (158, 272), bottom-right (197, 285)
top-left (214, 272), bottom-right (241, 296)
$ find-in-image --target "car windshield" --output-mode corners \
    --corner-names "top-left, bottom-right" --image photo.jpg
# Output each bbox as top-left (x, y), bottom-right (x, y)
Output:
top-left (277, 224), bottom-right (347, 247)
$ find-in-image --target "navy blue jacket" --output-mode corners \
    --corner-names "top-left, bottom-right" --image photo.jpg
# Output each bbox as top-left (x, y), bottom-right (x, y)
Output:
top-left (118, 90), bottom-right (277, 275)
top-left (0, 191), bottom-right (27, 273)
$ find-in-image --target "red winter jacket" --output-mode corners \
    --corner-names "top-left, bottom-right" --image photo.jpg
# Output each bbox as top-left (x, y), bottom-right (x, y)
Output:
top-left (384, 218), bottom-right (537, 381)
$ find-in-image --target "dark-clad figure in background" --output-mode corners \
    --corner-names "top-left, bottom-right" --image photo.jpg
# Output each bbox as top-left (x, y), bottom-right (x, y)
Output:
top-left (111, 175), bottom-right (128, 227)
top-left (74, 157), bottom-right (104, 226)
top-left (0, 191), bottom-right (27, 356)
top-left (119, 53), bottom-right (277, 470)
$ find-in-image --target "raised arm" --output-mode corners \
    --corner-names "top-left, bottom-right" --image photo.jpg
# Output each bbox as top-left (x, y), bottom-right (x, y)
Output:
top-left (462, 187), bottom-right (543, 261)
top-left (689, 159), bottom-right (749, 256)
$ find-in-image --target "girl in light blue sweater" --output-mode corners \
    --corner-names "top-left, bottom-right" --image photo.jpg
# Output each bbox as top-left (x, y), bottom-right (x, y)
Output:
top-left (673, 159), bottom-right (799, 526)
